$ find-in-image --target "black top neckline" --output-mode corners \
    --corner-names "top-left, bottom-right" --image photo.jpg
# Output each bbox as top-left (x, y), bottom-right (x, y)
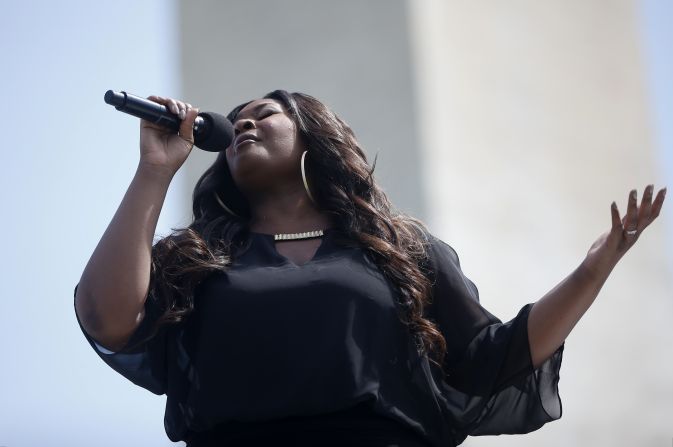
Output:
top-left (248, 227), bottom-right (338, 267)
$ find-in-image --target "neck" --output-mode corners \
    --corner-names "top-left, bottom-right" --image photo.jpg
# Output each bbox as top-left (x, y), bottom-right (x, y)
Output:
top-left (246, 185), bottom-right (332, 235)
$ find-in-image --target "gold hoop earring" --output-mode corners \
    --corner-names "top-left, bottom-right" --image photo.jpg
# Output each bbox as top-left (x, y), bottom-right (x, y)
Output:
top-left (213, 192), bottom-right (241, 218)
top-left (301, 150), bottom-right (317, 204)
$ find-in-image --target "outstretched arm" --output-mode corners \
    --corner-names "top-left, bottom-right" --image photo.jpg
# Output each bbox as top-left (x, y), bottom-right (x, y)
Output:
top-left (527, 184), bottom-right (667, 369)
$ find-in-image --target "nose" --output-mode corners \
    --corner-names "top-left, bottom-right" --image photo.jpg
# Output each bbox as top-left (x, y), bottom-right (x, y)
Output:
top-left (234, 118), bottom-right (256, 135)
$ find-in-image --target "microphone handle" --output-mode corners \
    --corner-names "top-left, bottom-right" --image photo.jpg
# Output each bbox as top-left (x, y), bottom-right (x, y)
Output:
top-left (104, 90), bottom-right (206, 134)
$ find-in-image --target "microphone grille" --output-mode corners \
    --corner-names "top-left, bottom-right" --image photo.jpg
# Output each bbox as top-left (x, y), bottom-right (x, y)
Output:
top-left (194, 112), bottom-right (234, 152)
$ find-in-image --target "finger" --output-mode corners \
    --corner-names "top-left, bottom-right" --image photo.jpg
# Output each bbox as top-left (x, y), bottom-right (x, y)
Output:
top-left (650, 187), bottom-right (667, 219)
top-left (611, 201), bottom-right (622, 231)
top-left (620, 189), bottom-right (637, 227)
top-left (636, 184), bottom-right (654, 231)
top-left (174, 100), bottom-right (188, 120)
top-left (147, 95), bottom-right (180, 115)
top-left (179, 106), bottom-right (199, 144)
top-left (147, 95), bottom-right (171, 107)
top-left (166, 98), bottom-right (180, 115)
top-left (621, 189), bottom-right (639, 238)
top-left (182, 103), bottom-right (193, 119)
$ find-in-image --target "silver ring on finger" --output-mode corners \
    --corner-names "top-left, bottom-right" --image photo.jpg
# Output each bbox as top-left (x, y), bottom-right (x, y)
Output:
top-left (625, 228), bottom-right (638, 236)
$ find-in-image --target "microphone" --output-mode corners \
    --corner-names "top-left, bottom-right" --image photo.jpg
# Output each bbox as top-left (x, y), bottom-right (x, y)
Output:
top-left (104, 90), bottom-right (234, 152)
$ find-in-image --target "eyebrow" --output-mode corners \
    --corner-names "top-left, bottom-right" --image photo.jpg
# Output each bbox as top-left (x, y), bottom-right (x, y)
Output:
top-left (235, 102), bottom-right (279, 121)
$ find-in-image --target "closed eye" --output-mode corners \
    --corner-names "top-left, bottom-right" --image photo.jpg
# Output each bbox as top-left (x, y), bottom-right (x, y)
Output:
top-left (259, 111), bottom-right (275, 119)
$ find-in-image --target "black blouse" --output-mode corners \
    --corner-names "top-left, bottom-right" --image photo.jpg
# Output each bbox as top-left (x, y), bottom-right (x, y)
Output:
top-left (73, 227), bottom-right (564, 446)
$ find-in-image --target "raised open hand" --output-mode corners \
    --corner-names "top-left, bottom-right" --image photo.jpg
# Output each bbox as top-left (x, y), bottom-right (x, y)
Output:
top-left (583, 184), bottom-right (667, 278)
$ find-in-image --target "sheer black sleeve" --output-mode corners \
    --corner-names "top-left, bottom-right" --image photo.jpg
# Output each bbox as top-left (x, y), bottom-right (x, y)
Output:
top-left (421, 231), bottom-right (564, 437)
top-left (73, 283), bottom-right (170, 395)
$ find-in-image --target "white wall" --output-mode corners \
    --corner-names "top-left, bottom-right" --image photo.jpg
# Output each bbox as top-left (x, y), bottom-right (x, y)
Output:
top-left (0, 1), bottom-right (185, 445)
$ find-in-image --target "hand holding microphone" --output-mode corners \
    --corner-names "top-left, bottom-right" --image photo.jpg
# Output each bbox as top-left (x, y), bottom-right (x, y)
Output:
top-left (104, 90), bottom-right (234, 176)
top-left (139, 95), bottom-right (200, 175)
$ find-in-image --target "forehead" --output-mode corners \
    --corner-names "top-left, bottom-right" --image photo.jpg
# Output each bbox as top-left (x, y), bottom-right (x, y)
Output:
top-left (235, 99), bottom-right (284, 118)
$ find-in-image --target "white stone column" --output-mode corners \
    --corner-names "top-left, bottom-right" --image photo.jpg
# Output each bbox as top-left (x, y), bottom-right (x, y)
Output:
top-left (407, 1), bottom-right (673, 445)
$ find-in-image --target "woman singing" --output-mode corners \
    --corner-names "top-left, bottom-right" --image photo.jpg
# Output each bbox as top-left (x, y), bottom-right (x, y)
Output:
top-left (73, 90), bottom-right (666, 446)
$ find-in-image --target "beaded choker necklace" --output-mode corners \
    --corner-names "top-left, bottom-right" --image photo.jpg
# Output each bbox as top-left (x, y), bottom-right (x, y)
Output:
top-left (274, 229), bottom-right (325, 241)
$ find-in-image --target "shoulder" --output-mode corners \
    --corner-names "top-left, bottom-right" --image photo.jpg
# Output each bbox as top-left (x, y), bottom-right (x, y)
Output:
top-left (413, 225), bottom-right (462, 271)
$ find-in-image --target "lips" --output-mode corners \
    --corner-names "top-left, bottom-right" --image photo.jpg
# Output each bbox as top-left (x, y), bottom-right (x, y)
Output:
top-left (234, 132), bottom-right (260, 149)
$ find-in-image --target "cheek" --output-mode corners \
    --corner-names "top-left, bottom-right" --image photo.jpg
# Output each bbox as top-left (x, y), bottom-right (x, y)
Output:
top-left (265, 120), bottom-right (298, 152)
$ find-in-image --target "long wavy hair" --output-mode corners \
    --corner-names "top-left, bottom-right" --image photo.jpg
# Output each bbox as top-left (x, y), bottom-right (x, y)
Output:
top-left (141, 90), bottom-right (448, 373)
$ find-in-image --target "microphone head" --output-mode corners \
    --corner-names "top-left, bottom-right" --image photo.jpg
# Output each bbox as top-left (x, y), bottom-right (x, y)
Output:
top-left (194, 111), bottom-right (234, 152)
